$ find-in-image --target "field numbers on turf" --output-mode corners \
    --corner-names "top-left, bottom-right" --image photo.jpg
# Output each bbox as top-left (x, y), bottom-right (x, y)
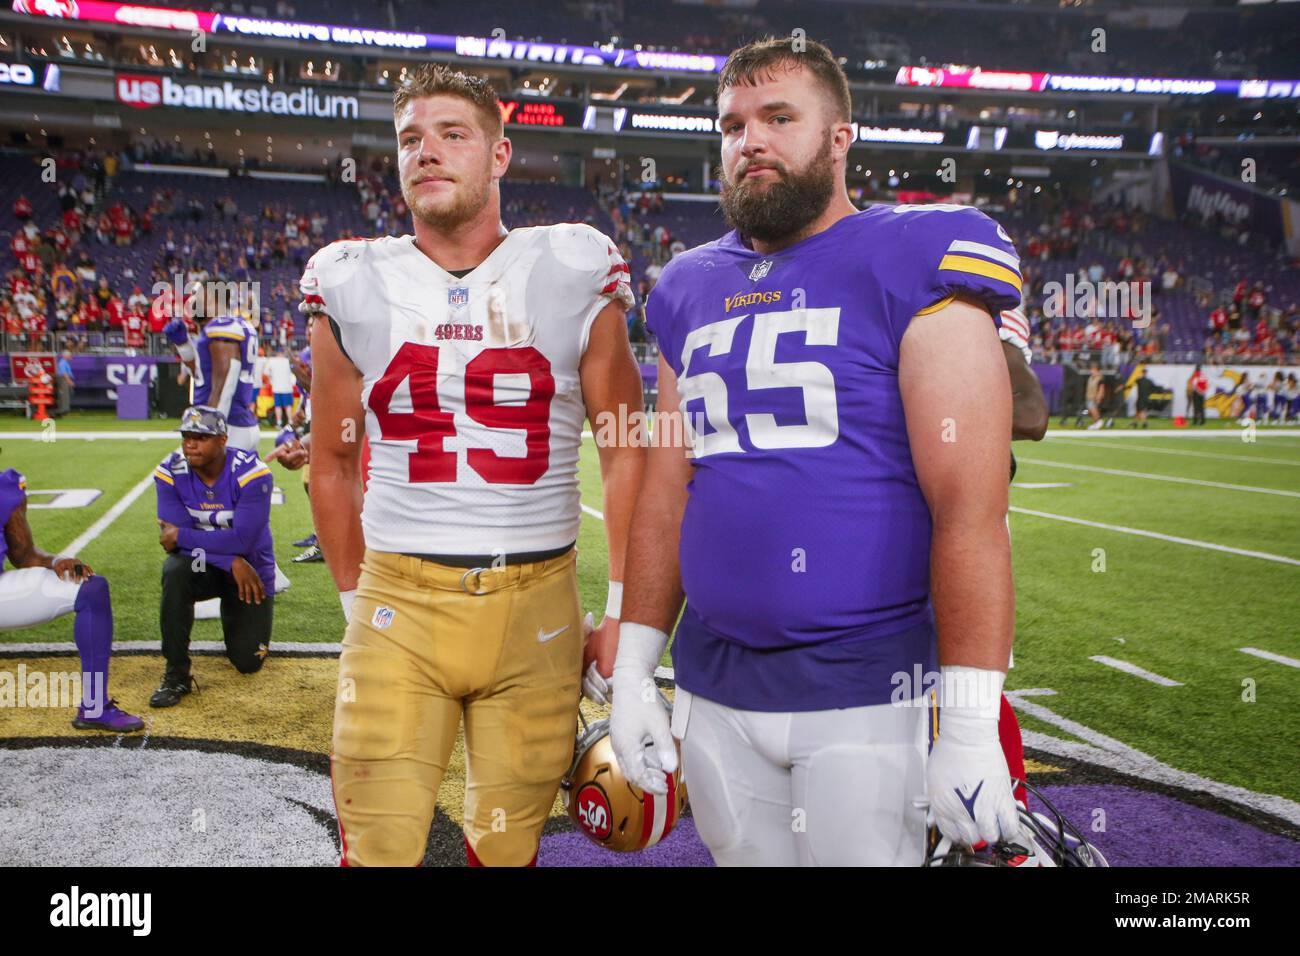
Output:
top-left (368, 342), bottom-right (555, 484)
top-left (25, 489), bottom-right (103, 510)
top-left (678, 308), bottom-right (840, 457)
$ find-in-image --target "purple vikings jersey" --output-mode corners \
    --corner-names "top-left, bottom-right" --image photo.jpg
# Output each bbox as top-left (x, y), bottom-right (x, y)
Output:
top-left (194, 316), bottom-right (259, 428)
top-left (646, 204), bottom-right (1022, 711)
top-left (0, 469), bottom-right (27, 572)
top-left (153, 448), bottom-right (276, 591)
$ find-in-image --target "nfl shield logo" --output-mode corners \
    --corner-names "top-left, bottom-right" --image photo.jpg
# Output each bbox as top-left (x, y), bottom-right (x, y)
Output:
top-left (448, 287), bottom-right (469, 310)
top-left (372, 606), bottom-right (395, 629)
top-left (749, 259), bottom-right (773, 282)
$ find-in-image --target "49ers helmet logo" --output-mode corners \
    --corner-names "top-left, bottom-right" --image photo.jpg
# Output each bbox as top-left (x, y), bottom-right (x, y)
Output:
top-left (574, 784), bottom-right (612, 840)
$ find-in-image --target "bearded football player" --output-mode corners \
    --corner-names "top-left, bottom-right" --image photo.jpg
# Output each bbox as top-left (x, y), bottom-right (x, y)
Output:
top-left (609, 37), bottom-right (1025, 865)
top-left (304, 64), bottom-right (644, 867)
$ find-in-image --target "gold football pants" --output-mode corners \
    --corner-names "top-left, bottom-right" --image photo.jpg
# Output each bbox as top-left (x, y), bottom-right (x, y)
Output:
top-left (331, 548), bottom-right (583, 866)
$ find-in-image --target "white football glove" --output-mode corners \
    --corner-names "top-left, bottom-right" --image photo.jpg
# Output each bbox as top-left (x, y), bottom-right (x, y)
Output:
top-left (609, 622), bottom-right (675, 796)
top-left (998, 307), bottom-right (1034, 366)
top-left (580, 613), bottom-right (611, 705)
top-left (927, 666), bottom-right (1021, 848)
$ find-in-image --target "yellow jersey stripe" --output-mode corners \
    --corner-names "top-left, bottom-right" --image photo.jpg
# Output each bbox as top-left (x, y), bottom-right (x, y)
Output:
top-left (913, 294), bottom-right (956, 317)
top-left (153, 469), bottom-right (175, 485)
top-left (205, 330), bottom-right (245, 341)
top-left (937, 254), bottom-right (1023, 293)
top-left (237, 467), bottom-right (271, 487)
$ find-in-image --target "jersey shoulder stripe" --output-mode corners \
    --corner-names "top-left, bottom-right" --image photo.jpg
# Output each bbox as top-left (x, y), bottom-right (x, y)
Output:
top-left (0, 468), bottom-right (26, 495)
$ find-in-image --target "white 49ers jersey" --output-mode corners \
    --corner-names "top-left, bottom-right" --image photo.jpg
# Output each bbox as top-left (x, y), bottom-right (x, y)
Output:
top-left (301, 225), bottom-right (632, 556)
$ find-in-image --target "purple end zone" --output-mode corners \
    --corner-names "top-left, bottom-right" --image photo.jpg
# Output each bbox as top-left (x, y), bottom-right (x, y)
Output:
top-left (1038, 785), bottom-right (1300, 867)
top-left (538, 788), bottom-right (1300, 866)
top-left (539, 818), bottom-right (715, 867)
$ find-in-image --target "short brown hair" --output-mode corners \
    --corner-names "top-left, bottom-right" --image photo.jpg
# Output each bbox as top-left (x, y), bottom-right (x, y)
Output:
top-left (717, 36), bottom-right (852, 123)
top-left (393, 64), bottom-right (503, 138)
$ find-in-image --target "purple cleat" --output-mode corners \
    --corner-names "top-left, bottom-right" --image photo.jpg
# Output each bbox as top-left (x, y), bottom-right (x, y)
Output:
top-left (72, 699), bottom-right (145, 733)
top-left (293, 532), bottom-right (317, 548)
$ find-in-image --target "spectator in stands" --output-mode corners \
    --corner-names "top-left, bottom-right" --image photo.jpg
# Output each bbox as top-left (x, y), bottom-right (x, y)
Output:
top-left (1247, 282), bottom-right (1267, 321)
top-left (13, 195), bottom-right (33, 222)
top-left (277, 309), bottom-right (294, 349)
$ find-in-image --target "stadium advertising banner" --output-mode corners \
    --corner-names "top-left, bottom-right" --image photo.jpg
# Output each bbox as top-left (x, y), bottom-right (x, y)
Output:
top-left (114, 73), bottom-right (360, 119)
top-left (617, 108), bottom-right (957, 145)
top-left (499, 97), bottom-right (583, 129)
top-left (1168, 162), bottom-right (1297, 255)
top-left (1000, 128), bottom-right (1135, 153)
top-left (1136, 364), bottom-right (1300, 420)
top-left (16, 3), bottom-right (1290, 88)
top-left (894, 65), bottom-right (1300, 98)
top-left (10, 1), bottom-right (723, 71)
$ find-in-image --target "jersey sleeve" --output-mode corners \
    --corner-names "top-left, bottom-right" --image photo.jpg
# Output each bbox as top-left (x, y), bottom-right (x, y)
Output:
top-left (299, 240), bottom-right (369, 364)
top-left (547, 224), bottom-right (635, 356)
top-left (0, 468), bottom-right (26, 497)
top-left (643, 277), bottom-right (679, 375)
top-left (0, 468), bottom-right (27, 521)
top-left (154, 455), bottom-right (193, 530)
top-left (203, 316), bottom-right (247, 342)
top-left (887, 205), bottom-right (1023, 339)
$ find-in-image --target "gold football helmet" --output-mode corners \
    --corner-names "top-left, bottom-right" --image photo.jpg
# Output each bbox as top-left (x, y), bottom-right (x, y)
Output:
top-left (561, 703), bottom-right (688, 853)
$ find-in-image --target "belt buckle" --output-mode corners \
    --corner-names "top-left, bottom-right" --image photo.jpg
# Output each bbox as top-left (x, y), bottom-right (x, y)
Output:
top-left (459, 566), bottom-right (490, 596)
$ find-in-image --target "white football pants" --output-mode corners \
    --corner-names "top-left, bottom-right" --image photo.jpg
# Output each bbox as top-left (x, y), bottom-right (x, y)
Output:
top-left (0, 567), bottom-right (81, 628)
top-left (672, 688), bottom-right (929, 866)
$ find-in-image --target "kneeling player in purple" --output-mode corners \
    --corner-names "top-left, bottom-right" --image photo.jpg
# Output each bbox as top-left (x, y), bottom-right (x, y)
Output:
top-left (151, 405), bottom-right (276, 708)
top-left (609, 38), bottom-right (1023, 865)
top-left (0, 466), bottom-right (143, 731)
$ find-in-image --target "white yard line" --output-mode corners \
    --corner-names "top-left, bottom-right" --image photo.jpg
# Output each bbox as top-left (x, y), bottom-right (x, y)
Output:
top-left (0, 431), bottom-right (278, 441)
top-left (1015, 457), bottom-right (1300, 498)
top-left (1008, 506), bottom-right (1300, 566)
top-left (1239, 647), bottom-right (1300, 669)
top-left (1, 640), bottom-right (342, 655)
top-left (1046, 429), bottom-right (1300, 439)
top-left (1088, 655), bottom-right (1184, 686)
top-left (581, 502), bottom-right (605, 521)
top-left (60, 454), bottom-right (178, 556)
top-left (1, 639), bottom-right (681, 684)
top-left (1047, 438), bottom-right (1300, 467)
top-left (1006, 688), bottom-right (1300, 826)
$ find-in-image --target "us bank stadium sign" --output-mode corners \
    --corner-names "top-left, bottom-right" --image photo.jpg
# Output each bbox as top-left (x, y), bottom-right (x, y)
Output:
top-left (115, 73), bottom-right (359, 119)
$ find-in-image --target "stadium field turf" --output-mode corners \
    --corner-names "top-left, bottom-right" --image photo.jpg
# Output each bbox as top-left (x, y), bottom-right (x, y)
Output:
top-left (2, 412), bottom-right (1297, 865)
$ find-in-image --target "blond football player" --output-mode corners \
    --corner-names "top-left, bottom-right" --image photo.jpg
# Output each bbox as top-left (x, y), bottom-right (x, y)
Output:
top-left (304, 65), bottom-right (645, 867)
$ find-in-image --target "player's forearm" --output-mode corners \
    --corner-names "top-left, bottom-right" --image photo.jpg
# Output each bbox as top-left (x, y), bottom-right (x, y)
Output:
top-left (930, 512), bottom-right (1014, 671)
top-left (596, 443), bottom-right (645, 584)
top-left (176, 496), bottom-right (269, 557)
top-left (1011, 388), bottom-right (1049, 441)
top-left (212, 360), bottom-right (241, 418)
top-left (310, 469), bottom-right (364, 591)
top-left (620, 485), bottom-right (686, 634)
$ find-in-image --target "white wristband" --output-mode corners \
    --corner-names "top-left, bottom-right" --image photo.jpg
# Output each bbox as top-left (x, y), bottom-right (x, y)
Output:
top-left (339, 589), bottom-right (357, 622)
top-left (604, 580), bottom-right (623, 620)
top-left (175, 341), bottom-right (196, 364)
top-left (938, 665), bottom-right (1005, 722)
top-left (613, 621), bottom-right (669, 675)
